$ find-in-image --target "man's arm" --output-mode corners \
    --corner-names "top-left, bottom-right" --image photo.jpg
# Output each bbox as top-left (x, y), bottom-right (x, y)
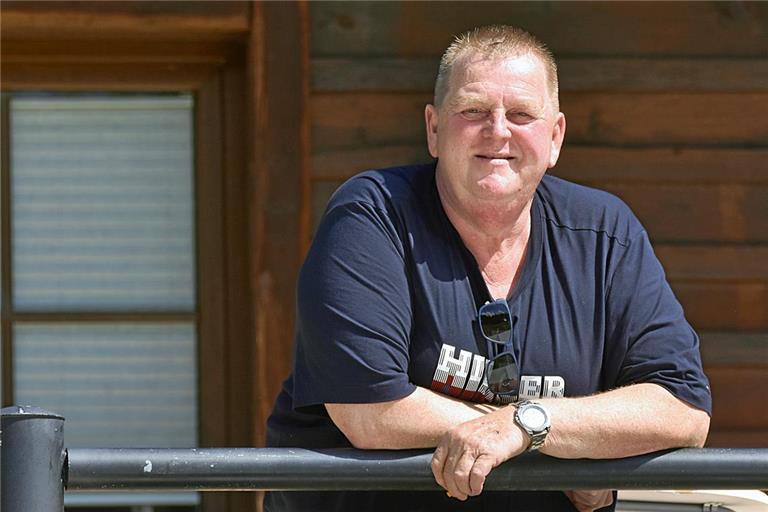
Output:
top-left (430, 382), bottom-right (709, 501)
top-left (542, 382), bottom-right (709, 457)
top-left (326, 387), bottom-right (498, 450)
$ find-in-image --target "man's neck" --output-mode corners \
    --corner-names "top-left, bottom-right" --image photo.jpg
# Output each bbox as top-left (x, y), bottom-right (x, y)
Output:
top-left (436, 174), bottom-right (534, 299)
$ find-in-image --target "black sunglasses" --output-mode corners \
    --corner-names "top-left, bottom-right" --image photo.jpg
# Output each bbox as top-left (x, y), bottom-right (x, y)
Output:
top-left (479, 299), bottom-right (519, 397)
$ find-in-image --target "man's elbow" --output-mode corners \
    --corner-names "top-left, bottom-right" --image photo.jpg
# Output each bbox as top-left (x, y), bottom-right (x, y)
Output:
top-left (692, 410), bottom-right (710, 448)
top-left (326, 403), bottom-right (386, 450)
top-left (339, 422), bottom-right (381, 450)
top-left (682, 408), bottom-right (710, 448)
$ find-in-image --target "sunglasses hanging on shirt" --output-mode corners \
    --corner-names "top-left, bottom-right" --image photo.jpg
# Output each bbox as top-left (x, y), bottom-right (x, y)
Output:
top-left (479, 298), bottom-right (520, 398)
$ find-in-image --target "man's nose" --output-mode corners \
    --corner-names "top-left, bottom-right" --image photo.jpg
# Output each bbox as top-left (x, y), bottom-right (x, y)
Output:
top-left (485, 111), bottom-right (512, 139)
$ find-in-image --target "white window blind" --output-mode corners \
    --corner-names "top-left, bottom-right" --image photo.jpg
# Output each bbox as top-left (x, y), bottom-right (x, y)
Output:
top-left (14, 323), bottom-right (197, 448)
top-left (10, 96), bottom-right (195, 311)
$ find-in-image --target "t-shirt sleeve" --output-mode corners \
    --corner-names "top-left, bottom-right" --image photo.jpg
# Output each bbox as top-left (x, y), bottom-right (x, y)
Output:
top-left (291, 199), bottom-right (416, 411)
top-left (605, 230), bottom-right (712, 415)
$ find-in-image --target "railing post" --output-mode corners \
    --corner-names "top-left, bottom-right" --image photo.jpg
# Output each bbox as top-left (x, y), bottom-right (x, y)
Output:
top-left (1, 406), bottom-right (65, 512)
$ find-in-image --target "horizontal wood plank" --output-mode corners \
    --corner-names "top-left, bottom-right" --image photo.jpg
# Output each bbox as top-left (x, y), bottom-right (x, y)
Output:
top-left (312, 92), bottom-right (768, 151)
top-left (312, 57), bottom-right (437, 93)
top-left (707, 366), bottom-right (768, 430)
top-left (313, 146), bottom-right (768, 185)
top-left (553, 147), bottom-right (768, 185)
top-left (699, 332), bottom-right (768, 367)
top-left (1, 1), bottom-right (250, 40)
top-left (601, 183), bottom-right (768, 243)
top-left (311, 93), bottom-right (431, 152)
top-left (563, 92), bottom-right (768, 146)
top-left (311, 2), bottom-right (768, 57)
top-left (657, 247), bottom-right (768, 282)
top-left (705, 429), bottom-right (768, 447)
top-left (311, 181), bottom-right (343, 233)
top-left (312, 145), bottom-right (433, 180)
top-left (312, 57), bottom-right (768, 92)
top-left (1, 40), bottom-right (236, 64)
top-left (675, 282), bottom-right (768, 330)
top-left (1, 62), bottom-right (219, 90)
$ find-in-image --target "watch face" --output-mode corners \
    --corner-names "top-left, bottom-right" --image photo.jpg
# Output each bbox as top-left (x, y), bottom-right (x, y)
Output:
top-left (521, 405), bottom-right (548, 430)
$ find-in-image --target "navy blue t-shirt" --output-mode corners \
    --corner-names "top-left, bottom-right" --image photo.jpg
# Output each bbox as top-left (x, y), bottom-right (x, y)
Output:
top-left (265, 163), bottom-right (711, 511)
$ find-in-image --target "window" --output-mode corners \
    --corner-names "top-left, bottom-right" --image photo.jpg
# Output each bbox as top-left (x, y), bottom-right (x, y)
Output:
top-left (2, 93), bottom-right (199, 510)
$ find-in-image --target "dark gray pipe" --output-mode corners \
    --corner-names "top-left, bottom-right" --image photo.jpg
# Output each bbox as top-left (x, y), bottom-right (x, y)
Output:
top-left (1, 406), bottom-right (65, 512)
top-left (66, 447), bottom-right (768, 491)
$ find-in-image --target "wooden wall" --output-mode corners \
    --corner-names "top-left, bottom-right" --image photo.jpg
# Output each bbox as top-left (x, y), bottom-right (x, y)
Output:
top-left (307, 1), bottom-right (768, 447)
top-left (3, 0), bottom-right (766, 457)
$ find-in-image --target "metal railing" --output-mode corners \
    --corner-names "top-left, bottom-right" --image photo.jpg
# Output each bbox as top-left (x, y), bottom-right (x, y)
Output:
top-left (3, 406), bottom-right (768, 511)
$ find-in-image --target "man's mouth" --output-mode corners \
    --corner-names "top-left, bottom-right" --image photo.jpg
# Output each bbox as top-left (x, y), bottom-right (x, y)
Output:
top-left (476, 154), bottom-right (514, 161)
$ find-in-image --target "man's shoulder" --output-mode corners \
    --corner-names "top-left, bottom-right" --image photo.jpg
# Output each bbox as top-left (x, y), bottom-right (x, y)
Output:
top-left (537, 174), bottom-right (643, 243)
top-left (327, 162), bottom-right (436, 212)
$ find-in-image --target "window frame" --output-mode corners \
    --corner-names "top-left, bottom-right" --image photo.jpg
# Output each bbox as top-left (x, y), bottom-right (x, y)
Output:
top-left (0, 38), bottom-right (253, 454)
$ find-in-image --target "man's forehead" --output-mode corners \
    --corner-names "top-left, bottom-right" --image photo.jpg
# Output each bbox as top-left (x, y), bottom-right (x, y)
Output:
top-left (442, 51), bottom-right (554, 108)
top-left (448, 55), bottom-right (547, 94)
top-left (452, 52), bottom-right (546, 83)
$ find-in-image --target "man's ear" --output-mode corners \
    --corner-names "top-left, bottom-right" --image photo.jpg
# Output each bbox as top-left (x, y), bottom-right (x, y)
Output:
top-left (425, 104), bottom-right (439, 158)
top-left (548, 112), bottom-right (566, 169)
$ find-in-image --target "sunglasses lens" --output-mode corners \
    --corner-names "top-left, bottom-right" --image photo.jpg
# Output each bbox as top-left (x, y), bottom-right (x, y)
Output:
top-left (487, 353), bottom-right (519, 395)
top-left (480, 301), bottom-right (511, 343)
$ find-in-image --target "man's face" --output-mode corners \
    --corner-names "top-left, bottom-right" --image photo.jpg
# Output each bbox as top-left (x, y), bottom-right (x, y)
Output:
top-left (425, 53), bottom-right (565, 208)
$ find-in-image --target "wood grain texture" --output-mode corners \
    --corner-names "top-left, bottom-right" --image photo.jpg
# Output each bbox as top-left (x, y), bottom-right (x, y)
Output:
top-left (562, 92), bottom-right (768, 146)
top-left (312, 144), bottom-right (433, 180)
top-left (1, 39), bottom-right (234, 64)
top-left (248, 1), bottom-right (310, 452)
top-left (656, 246), bottom-right (768, 282)
top-left (1, 1), bottom-right (250, 40)
top-left (604, 183), bottom-right (768, 243)
top-left (675, 282), bottom-right (768, 330)
top-left (312, 57), bottom-right (768, 93)
top-left (699, 332), bottom-right (768, 367)
top-left (708, 366), bottom-right (768, 430)
top-left (553, 147), bottom-right (768, 185)
top-left (311, 92), bottom-right (431, 151)
top-left (705, 429), bottom-right (768, 447)
top-left (311, 1), bottom-right (768, 57)
top-left (1, 62), bottom-right (220, 91)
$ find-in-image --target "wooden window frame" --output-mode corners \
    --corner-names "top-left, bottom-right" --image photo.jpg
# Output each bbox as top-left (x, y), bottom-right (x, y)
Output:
top-left (0, 39), bottom-right (253, 453)
top-left (1, 3), bottom-right (310, 509)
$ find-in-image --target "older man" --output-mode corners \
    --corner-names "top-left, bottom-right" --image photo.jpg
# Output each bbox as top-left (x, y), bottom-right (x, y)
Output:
top-left (265, 25), bottom-right (711, 512)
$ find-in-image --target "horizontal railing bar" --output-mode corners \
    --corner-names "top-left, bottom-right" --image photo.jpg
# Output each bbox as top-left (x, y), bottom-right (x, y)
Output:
top-left (66, 448), bottom-right (768, 492)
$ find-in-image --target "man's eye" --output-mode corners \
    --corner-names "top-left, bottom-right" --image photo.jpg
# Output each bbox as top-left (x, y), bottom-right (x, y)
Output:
top-left (509, 112), bottom-right (534, 122)
top-left (461, 109), bottom-right (486, 119)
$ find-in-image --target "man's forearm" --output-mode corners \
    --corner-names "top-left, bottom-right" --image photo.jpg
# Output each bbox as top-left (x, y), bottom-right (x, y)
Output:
top-left (328, 382), bottom-right (708, 455)
top-left (430, 382), bottom-right (710, 502)
top-left (540, 383), bottom-right (710, 459)
top-left (326, 387), bottom-right (498, 450)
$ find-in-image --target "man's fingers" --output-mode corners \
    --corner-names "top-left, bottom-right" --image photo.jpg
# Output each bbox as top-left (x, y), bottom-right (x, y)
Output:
top-left (441, 450), bottom-right (468, 500)
top-left (449, 451), bottom-right (477, 498)
top-left (468, 454), bottom-right (494, 496)
top-left (430, 444), bottom-right (447, 488)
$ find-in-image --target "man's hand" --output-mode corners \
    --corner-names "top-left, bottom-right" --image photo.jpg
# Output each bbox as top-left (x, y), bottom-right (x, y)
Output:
top-left (430, 406), bottom-right (528, 500)
top-left (564, 490), bottom-right (614, 511)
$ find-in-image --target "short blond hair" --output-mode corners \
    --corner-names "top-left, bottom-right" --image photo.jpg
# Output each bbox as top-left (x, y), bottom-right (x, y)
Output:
top-left (434, 25), bottom-right (559, 110)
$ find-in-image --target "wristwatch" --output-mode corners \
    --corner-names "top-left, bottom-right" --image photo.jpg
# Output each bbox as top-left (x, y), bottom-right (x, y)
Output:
top-left (514, 400), bottom-right (551, 451)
